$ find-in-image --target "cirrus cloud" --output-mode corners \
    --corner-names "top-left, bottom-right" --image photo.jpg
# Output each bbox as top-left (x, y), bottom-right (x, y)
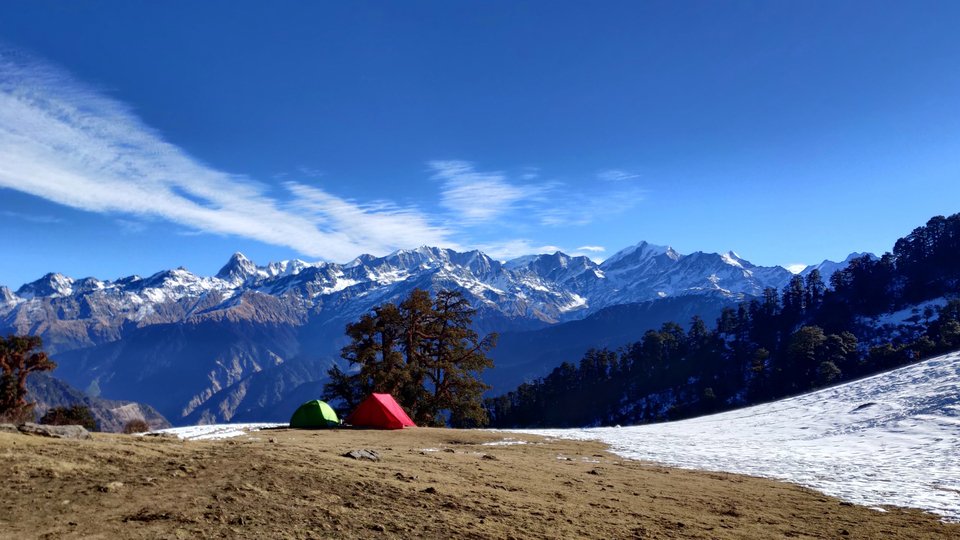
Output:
top-left (429, 160), bottom-right (545, 223)
top-left (0, 49), bottom-right (649, 268)
top-left (0, 50), bottom-right (453, 262)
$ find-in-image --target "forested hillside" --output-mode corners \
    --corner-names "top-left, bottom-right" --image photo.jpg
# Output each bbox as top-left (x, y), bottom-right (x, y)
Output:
top-left (486, 214), bottom-right (960, 427)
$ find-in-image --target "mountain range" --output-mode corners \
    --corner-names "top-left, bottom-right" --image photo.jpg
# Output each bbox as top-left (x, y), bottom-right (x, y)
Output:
top-left (0, 241), bottom-right (862, 425)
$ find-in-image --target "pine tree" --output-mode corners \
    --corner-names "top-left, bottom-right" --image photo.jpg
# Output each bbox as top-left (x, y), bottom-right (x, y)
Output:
top-left (804, 269), bottom-right (826, 311)
top-left (781, 274), bottom-right (806, 322)
top-left (786, 326), bottom-right (827, 387)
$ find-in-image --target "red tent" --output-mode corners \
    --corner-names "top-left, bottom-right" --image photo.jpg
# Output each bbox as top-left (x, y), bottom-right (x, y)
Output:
top-left (346, 393), bottom-right (416, 429)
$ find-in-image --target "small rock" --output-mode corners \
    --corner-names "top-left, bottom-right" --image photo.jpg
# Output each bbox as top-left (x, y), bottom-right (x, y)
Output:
top-left (268, 438), bottom-right (277, 443)
top-left (342, 449), bottom-right (381, 462)
top-left (99, 481), bottom-right (124, 493)
top-left (839, 501), bottom-right (853, 507)
top-left (481, 454), bottom-right (499, 461)
top-left (421, 487), bottom-right (437, 494)
top-left (587, 469), bottom-right (601, 475)
top-left (442, 448), bottom-right (456, 453)
top-left (370, 523), bottom-right (386, 532)
top-left (17, 423), bottom-right (92, 440)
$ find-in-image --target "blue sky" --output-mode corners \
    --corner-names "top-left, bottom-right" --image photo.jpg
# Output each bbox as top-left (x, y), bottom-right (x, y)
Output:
top-left (2, 1), bottom-right (959, 288)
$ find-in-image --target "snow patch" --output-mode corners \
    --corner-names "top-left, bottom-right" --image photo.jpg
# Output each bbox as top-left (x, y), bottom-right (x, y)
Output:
top-left (151, 423), bottom-right (284, 441)
top-left (869, 299), bottom-right (948, 327)
top-left (482, 438), bottom-right (528, 446)
top-left (558, 293), bottom-right (587, 313)
top-left (320, 278), bottom-right (360, 295)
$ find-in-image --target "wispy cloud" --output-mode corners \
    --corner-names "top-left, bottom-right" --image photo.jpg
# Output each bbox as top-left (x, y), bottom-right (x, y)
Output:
top-left (297, 166), bottom-right (324, 178)
top-left (429, 160), bottom-right (544, 223)
top-left (597, 169), bottom-right (640, 182)
top-left (429, 160), bottom-right (644, 229)
top-left (536, 183), bottom-right (645, 227)
top-left (115, 218), bottom-right (147, 234)
top-left (0, 50), bottom-right (453, 261)
top-left (284, 183), bottom-right (455, 254)
top-left (476, 239), bottom-right (608, 262)
top-left (477, 239), bottom-right (565, 261)
top-left (0, 210), bottom-right (63, 224)
top-left (520, 166), bottom-right (540, 181)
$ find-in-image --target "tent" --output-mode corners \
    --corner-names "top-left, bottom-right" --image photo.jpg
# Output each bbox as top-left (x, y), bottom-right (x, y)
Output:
top-left (346, 393), bottom-right (416, 429)
top-left (289, 399), bottom-right (340, 428)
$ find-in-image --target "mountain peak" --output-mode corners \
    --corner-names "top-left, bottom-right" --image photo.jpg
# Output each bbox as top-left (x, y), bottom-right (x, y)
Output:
top-left (16, 272), bottom-right (74, 299)
top-left (721, 251), bottom-right (753, 269)
top-left (601, 240), bottom-right (679, 271)
top-left (0, 285), bottom-right (17, 304)
top-left (229, 251), bottom-right (250, 263)
top-left (801, 252), bottom-right (878, 279)
top-left (216, 252), bottom-right (258, 285)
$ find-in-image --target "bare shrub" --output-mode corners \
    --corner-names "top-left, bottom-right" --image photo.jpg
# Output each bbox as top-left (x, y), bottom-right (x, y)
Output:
top-left (122, 419), bottom-right (150, 434)
top-left (40, 405), bottom-right (98, 431)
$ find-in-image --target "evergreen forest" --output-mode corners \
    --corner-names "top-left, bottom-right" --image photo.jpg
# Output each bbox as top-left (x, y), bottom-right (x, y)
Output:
top-left (486, 213), bottom-right (960, 428)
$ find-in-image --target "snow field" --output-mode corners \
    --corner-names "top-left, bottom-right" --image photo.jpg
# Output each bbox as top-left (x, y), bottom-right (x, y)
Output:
top-left (508, 351), bottom-right (960, 521)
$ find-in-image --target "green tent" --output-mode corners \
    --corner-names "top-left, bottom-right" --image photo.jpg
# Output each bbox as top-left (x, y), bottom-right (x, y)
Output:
top-left (289, 399), bottom-right (340, 428)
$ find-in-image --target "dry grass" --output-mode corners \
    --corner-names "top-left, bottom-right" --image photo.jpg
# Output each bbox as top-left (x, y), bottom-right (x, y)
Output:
top-left (1, 428), bottom-right (956, 539)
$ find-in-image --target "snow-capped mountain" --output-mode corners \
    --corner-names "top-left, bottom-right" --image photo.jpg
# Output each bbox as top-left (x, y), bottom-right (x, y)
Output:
top-left (0, 242), bottom-right (859, 425)
top-left (1, 242), bottom-right (803, 348)
top-left (598, 245), bottom-right (794, 303)
top-left (801, 252), bottom-right (878, 280)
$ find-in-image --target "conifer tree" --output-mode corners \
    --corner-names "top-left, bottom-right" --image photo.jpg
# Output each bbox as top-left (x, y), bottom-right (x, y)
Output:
top-left (325, 288), bottom-right (496, 427)
top-left (804, 269), bottom-right (826, 311)
top-left (424, 290), bottom-right (496, 426)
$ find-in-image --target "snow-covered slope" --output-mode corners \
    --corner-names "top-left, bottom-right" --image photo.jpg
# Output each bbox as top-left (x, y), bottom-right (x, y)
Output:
top-left (509, 350), bottom-right (960, 521)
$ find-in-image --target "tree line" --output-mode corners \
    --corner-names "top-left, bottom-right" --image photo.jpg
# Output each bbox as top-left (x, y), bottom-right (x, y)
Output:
top-left (486, 213), bottom-right (960, 428)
